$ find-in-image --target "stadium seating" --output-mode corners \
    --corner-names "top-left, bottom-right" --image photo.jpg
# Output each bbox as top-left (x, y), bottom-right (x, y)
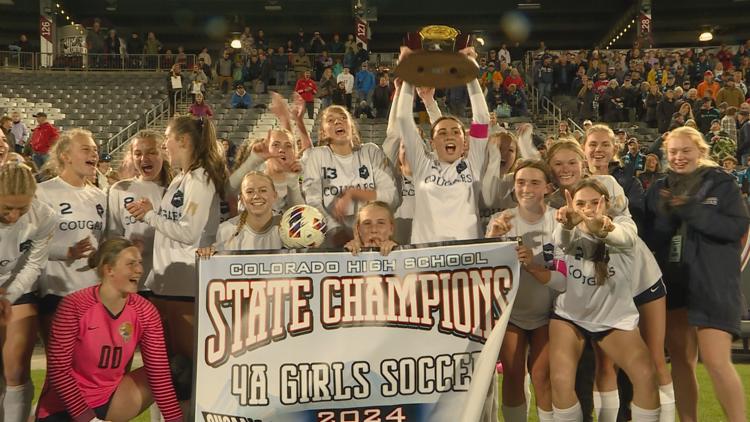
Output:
top-left (0, 71), bottom-right (166, 144)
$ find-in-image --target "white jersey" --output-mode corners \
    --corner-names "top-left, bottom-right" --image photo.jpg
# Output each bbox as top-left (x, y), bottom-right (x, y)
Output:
top-left (36, 177), bottom-right (107, 297)
top-left (0, 200), bottom-right (57, 303)
top-left (107, 178), bottom-right (166, 291)
top-left (215, 215), bottom-right (283, 251)
top-left (228, 151), bottom-right (304, 216)
top-left (552, 214), bottom-right (640, 332)
top-left (302, 143), bottom-right (397, 231)
top-left (145, 168), bottom-right (220, 297)
top-left (487, 207), bottom-right (562, 330)
top-left (395, 81), bottom-right (490, 244)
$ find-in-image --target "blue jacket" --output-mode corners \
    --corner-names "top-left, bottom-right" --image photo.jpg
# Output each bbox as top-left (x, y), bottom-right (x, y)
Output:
top-left (644, 167), bottom-right (749, 335)
top-left (355, 70), bottom-right (375, 93)
top-left (231, 92), bottom-right (252, 108)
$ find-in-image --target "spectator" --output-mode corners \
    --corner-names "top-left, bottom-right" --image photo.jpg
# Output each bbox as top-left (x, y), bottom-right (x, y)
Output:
top-left (198, 47), bottom-right (212, 67)
top-left (258, 52), bottom-right (272, 93)
top-left (188, 64), bottom-right (208, 101)
top-left (189, 93), bottom-right (214, 119)
top-left (332, 58), bottom-right (343, 78)
top-left (355, 43), bottom-right (369, 71)
top-left (696, 99), bottom-right (721, 134)
top-left (318, 67), bottom-right (336, 109)
top-left (354, 100), bottom-right (374, 119)
top-left (577, 79), bottom-right (596, 122)
top-left (197, 57), bottom-right (212, 82)
top-left (126, 32), bottom-right (144, 69)
top-left (216, 50), bottom-right (234, 93)
top-left (622, 138), bottom-right (646, 178)
top-left (354, 62), bottom-right (375, 105)
top-left (344, 34), bottom-right (359, 55)
top-left (498, 43), bottom-right (511, 65)
top-left (29, 112), bottom-right (59, 168)
top-left (269, 46), bottom-right (288, 86)
top-left (0, 116), bottom-right (16, 152)
top-left (722, 106), bottom-right (739, 142)
top-left (697, 70), bottom-right (721, 100)
top-left (535, 55), bottom-right (554, 100)
top-left (717, 77), bottom-right (745, 108)
top-left (644, 83), bottom-right (660, 128)
top-left (337, 67), bottom-right (354, 109)
top-left (292, 47), bottom-right (312, 80)
top-left (486, 79), bottom-right (505, 111)
top-left (240, 26), bottom-right (254, 54)
top-left (315, 50), bottom-right (333, 80)
top-left (620, 76), bottom-right (639, 122)
top-left (245, 55), bottom-right (262, 89)
top-left (656, 89), bottom-right (677, 133)
top-left (600, 79), bottom-right (624, 122)
top-left (332, 81), bottom-right (348, 107)
top-left (372, 75), bottom-right (393, 118)
top-left (9, 111), bottom-right (29, 153)
top-left (505, 83), bottom-right (528, 117)
top-left (309, 31), bottom-right (326, 54)
top-left (295, 70), bottom-right (318, 119)
top-left (445, 85), bottom-right (468, 117)
top-left (480, 63), bottom-right (502, 89)
top-left (143, 31), bottom-right (161, 69)
top-left (85, 19), bottom-right (106, 68)
top-left (231, 84), bottom-right (252, 109)
top-left (105, 29), bottom-right (121, 68)
top-left (504, 67), bottom-right (525, 91)
top-left (553, 53), bottom-right (576, 95)
top-left (329, 33), bottom-right (345, 54)
top-left (737, 109), bottom-right (750, 163)
top-left (166, 64), bottom-right (184, 115)
top-left (637, 153), bottom-right (662, 190)
top-left (294, 28), bottom-right (306, 51)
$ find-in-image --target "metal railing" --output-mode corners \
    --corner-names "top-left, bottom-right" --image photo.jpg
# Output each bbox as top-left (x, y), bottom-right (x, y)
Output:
top-left (104, 89), bottom-right (183, 154)
top-left (0, 51), bottom-right (197, 71)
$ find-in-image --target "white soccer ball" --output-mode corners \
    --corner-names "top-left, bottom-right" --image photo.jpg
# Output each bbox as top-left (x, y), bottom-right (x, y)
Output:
top-left (279, 205), bottom-right (328, 248)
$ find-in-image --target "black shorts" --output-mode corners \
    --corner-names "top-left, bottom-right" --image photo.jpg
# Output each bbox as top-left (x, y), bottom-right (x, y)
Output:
top-left (38, 294), bottom-right (63, 316)
top-left (634, 278), bottom-right (667, 307)
top-left (550, 313), bottom-right (613, 342)
top-left (12, 292), bottom-right (38, 306)
top-left (37, 394), bottom-right (112, 421)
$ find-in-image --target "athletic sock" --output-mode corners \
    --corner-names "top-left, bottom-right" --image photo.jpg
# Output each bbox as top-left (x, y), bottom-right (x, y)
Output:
top-left (594, 390), bottom-right (619, 422)
top-left (3, 381), bottom-right (33, 422)
top-left (537, 407), bottom-right (555, 422)
top-left (631, 403), bottom-right (660, 422)
top-left (501, 404), bottom-right (527, 422)
top-left (658, 383), bottom-right (675, 422)
top-left (553, 402), bottom-right (583, 422)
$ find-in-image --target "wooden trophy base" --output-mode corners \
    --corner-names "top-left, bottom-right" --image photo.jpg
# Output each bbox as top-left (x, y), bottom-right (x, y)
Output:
top-left (394, 51), bottom-right (479, 88)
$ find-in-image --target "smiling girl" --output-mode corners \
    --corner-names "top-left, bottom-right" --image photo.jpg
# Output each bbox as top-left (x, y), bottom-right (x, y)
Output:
top-left (551, 179), bottom-right (660, 422)
top-left (344, 201), bottom-right (397, 256)
top-left (643, 127), bottom-right (748, 422)
top-left (107, 130), bottom-right (172, 293)
top-left (485, 160), bottom-right (564, 422)
top-left (36, 129), bottom-right (107, 332)
top-left (302, 105), bottom-right (397, 246)
top-left (395, 46), bottom-right (490, 243)
top-left (35, 238), bottom-right (182, 422)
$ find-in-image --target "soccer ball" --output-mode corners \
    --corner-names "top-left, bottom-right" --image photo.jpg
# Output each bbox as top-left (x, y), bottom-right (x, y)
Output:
top-left (279, 205), bottom-right (328, 248)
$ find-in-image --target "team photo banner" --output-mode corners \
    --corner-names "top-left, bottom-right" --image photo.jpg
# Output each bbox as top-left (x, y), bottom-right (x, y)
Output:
top-left (194, 240), bottom-right (520, 422)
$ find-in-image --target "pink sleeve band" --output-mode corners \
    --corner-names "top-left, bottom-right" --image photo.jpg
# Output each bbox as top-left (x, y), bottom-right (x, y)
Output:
top-left (552, 259), bottom-right (567, 276)
top-left (469, 123), bottom-right (489, 139)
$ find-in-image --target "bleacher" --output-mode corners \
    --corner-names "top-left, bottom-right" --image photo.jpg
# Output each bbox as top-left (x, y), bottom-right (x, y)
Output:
top-left (0, 71), bottom-right (166, 144)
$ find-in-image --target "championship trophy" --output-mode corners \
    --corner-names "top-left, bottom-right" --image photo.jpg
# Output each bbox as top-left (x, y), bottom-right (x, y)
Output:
top-left (394, 25), bottom-right (478, 88)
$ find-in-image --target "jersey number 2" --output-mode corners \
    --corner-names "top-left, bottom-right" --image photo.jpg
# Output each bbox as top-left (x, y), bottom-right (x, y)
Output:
top-left (59, 203), bottom-right (72, 215)
top-left (98, 346), bottom-right (123, 369)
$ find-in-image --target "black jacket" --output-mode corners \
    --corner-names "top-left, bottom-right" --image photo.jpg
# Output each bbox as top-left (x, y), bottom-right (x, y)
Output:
top-left (644, 168), bottom-right (749, 335)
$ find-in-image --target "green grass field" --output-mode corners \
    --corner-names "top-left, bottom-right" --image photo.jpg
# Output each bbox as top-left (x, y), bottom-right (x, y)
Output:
top-left (30, 363), bottom-right (750, 421)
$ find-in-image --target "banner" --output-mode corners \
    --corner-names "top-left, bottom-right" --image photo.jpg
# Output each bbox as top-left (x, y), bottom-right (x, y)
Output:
top-left (194, 240), bottom-right (519, 422)
top-left (39, 0), bottom-right (55, 67)
top-left (355, 17), bottom-right (369, 50)
top-left (637, 0), bottom-right (653, 49)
